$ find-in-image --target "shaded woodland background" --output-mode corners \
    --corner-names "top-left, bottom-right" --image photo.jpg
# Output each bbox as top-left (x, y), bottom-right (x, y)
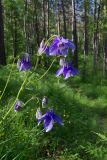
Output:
top-left (0, 1), bottom-right (107, 160)
top-left (0, 0), bottom-right (107, 74)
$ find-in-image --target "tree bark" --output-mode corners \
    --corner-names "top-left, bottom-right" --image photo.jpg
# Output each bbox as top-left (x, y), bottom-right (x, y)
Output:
top-left (84, 0), bottom-right (89, 57)
top-left (61, 0), bottom-right (67, 38)
top-left (72, 0), bottom-right (78, 68)
top-left (0, 0), bottom-right (6, 65)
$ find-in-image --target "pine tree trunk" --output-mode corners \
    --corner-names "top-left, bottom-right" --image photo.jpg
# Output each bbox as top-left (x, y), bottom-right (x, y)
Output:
top-left (93, 0), bottom-right (97, 71)
top-left (72, 0), bottom-right (78, 68)
top-left (61, 0), bottom-right (67, 38)
top-left (13, 15), bottom-right (17, 58)
top-left (84, 0), bottom-right (88, 57)
top-left (0, 0), bottom-right (6, 65)
top-left (43, 0), bottom-right (46, 38)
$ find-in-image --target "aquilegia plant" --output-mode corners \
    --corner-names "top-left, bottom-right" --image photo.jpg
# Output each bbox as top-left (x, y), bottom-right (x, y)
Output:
top-left (1, 35), bottom-right (79, 133)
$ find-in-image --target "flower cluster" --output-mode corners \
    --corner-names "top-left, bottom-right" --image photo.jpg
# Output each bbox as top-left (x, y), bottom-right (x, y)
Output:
top-left (38, 36), bottom-right (75, 57)
top-left (15, 35), bottom-right (79, 133)
top-left (15, 97), bottom-right (63, 133)
top-left (36, 97), bottom-right (63, 132)
top-left (38, 36), bottom-right (79, 79)
top-left (17, 36), bottom-right (78, 80)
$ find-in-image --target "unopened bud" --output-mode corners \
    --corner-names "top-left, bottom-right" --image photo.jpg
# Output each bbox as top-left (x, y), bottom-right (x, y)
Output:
top-left (42, 96), bottom-right (48, 107)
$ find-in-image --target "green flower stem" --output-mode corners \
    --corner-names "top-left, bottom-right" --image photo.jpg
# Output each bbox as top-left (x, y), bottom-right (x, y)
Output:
top-left (1, 76), bottom-right (28, 123)
top-left (3, 96), bottom-right (40, 125)
top-left (26, 58), bottom-right (56, 86)
top-left (0, 71), bottom-right (12, 101)
top-left (0, 59), bottom-right (16, 101)
top-left (37, 58), bottom-right (56, 81)
top-left (34, 56), bottom-right (39, 71)
top-left (1, 58), bottom-right (55, 123)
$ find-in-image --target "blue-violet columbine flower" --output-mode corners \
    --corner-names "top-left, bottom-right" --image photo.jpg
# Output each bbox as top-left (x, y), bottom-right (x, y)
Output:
top-left (56, 61), bottom-right (79, 79)
top-left (14, 100), bottom-right (24, 112)
top-left (38, 109), bottom-right (63, 132)
top-left (38, 39), bottom-right (49, 55)
top-left (17, 53), bottom-right (32, 71)
top-left (49, 36), bottom-right (75, 57)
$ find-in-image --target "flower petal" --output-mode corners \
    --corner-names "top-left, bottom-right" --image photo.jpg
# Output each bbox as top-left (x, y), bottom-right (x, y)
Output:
top-left (45, 119), bottom-right (54, 132)
top-left (68, 40), bottom-right (76, 51)
top-left (56, 67), bottom-right (64, 77)
top-left (64, 70), bottom-right (72, 79)
top-left (38, 113), bottom-right (47, 125)
top-left (53, 114), bottom-right (64, 125)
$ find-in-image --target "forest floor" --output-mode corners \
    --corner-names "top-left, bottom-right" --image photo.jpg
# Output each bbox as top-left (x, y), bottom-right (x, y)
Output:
top-left (0, 64), bottom-right (107, 160)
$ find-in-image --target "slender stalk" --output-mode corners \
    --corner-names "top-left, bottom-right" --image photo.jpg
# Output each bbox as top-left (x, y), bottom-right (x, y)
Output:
top-left (34, 56), bottom-right (39, 70)
top-left (0, 59), bottom-right (16, 101)
top-left (26, 58), bottom-right (56, 86)
top-left (36, 58), bottom-right (56, 81)
top-left (4, 96), bottom-right (39, 124)
top-left (0, 40), bottom-right (56, 123)
top-left (1, 76), bottom-right (28, 122)
top-left (0, 69), bottom-right (12, 101)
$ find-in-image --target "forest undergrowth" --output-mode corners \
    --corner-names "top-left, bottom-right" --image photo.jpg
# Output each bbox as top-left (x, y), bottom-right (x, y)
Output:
top-left (0, 59), bottom-right (107, 160)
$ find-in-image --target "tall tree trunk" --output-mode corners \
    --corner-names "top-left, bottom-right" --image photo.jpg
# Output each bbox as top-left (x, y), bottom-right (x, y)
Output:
top-left (43, 0), bottom-right (46, 38)
top-left (61, 0), bottom-right (67, 38)
top-left (93, 0), bottom-right (98, 71)
top-left (24, 0), bottom-right (28, 52)
top-left (47, 0), bottom-right (50, 38)
top-left (103, 2), bottom-right (107, 76)
top-left (72, 0), bottom-right (78, 68)
top-left (0, 0), bottom-right (6, 65)
top-left (13, 15), bottom-right (17, 58)
top-left (84, 0), bottom-right (89, 57)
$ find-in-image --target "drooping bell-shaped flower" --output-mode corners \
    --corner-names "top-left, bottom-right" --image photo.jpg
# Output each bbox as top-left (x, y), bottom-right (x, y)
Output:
top-left (56, 61), bottom-right (79, 79)
top-left (49, 36), bottom-right (75, 57)
top-left (14, 100), bottom-right (24, 112)
top-left (38, 39), bottom-right (49, 55)
top-left (38, 109), bottom-right (63, 132)
top-left (17, 53), bottom-right (32, 71)
top-left (42, 96), bottom-right (48, 108)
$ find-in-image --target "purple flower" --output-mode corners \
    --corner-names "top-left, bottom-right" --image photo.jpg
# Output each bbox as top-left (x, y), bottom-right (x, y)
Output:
top-left (38, 109), bottom-right (63, 132)
top-left (49, 36), bottom-right (75, 56)
top-left (38, 39), bottom-right (49, 55)
top-left (17, 53), bottom-right (32, 71)
top-left (56, 61), bottom-right (79, 79)
top-left (14, 100), bottom-right (24, 112)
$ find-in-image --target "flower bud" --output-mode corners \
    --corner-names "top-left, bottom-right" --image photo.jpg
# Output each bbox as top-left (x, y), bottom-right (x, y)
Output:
top-left (36, 108), bottom-right (42, 119)
top-left (59, 58), bottom-right (66, 66)
top-left (42, 96), bottom-right (48, 107)
top-left (14, 100), bottom-right (24, 112)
